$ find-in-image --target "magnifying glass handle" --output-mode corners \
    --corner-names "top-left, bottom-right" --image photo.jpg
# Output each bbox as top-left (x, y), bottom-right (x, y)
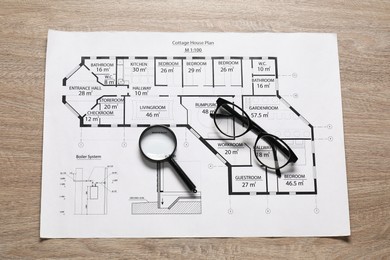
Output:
top-left (168, 158), bottom-right (197, 193)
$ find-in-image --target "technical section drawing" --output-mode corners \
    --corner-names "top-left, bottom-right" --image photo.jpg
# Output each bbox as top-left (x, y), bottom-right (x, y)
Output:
top-left (59, 166), bottom-right (118, 216)
top-left (73, 167), bottom-right (108, 215)
top-left (131, 162), bottom-right (202, 215)
top-left (130, 127), bottom-right (203, 215)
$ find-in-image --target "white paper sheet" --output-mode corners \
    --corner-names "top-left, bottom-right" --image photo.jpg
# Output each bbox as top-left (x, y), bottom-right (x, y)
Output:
top-left (41, 31), bottom-right (350, 237)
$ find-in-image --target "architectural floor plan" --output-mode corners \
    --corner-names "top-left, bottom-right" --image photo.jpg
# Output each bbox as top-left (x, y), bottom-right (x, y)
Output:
top-left (41, 31), bottom-right (350, 237)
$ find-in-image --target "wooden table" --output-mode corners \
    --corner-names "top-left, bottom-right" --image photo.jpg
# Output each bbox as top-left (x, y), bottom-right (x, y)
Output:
top-left (0, 1), bottom-right (389, 258)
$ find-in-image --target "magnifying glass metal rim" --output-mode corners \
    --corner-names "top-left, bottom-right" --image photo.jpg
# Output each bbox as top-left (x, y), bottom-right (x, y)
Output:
top-left (139, 125), bottom-right (197, 193)
top-left (139, 125), bottom-right (177, 162)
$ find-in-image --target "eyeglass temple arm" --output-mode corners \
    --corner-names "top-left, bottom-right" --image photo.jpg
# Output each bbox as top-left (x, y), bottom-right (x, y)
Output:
top-left (271, 144), bottom-right (282, 178)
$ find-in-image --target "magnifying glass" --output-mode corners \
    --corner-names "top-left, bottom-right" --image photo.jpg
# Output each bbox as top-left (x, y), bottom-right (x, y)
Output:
top-left (139, 125), bottom-right (197, 193)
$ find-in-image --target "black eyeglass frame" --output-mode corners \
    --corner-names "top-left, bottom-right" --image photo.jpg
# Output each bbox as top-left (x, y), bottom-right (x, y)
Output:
top-left (212, 98), bottom-right (298, 175)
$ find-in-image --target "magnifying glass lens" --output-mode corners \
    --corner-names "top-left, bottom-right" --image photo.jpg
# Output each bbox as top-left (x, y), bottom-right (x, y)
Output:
top-left (139, 126), bottom-right (176, 161)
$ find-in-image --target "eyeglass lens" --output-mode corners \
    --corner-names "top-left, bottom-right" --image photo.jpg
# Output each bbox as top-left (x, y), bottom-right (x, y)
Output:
top-left (254, 135), bottom-right (291, 169)
top-left (214, 103), bottom-right (250, 137)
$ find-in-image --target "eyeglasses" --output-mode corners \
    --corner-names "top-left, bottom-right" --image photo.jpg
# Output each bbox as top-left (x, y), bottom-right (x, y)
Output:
top-left (210, 98), bottom-right (298, 177)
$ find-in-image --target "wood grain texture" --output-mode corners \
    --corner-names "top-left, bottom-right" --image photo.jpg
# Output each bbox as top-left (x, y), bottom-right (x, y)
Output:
top-left (0, 0), bottom-right (389, 259)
